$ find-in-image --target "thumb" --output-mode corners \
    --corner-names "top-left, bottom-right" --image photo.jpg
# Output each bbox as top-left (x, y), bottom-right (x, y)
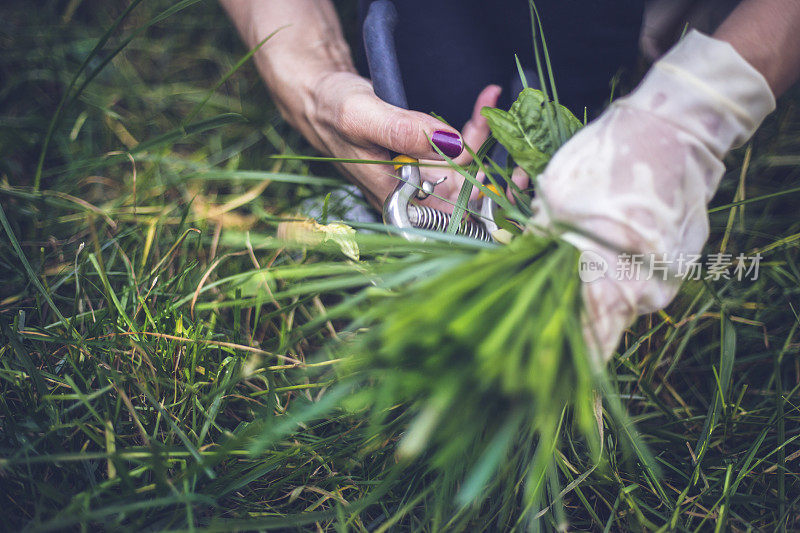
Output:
top-left (345, 93), bottom-right (464, 160)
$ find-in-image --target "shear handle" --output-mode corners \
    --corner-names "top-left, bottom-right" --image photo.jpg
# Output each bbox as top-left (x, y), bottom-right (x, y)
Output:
top-left (363, 0), bottom-right (408, 112)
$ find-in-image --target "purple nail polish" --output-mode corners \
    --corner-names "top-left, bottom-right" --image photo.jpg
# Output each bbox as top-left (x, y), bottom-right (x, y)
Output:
top-left (431, 130), bottom-right (463, 159)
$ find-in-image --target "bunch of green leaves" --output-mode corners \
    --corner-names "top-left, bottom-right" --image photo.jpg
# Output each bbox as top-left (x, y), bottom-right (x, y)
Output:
top-left (337, 234), bottom-right (601, 524)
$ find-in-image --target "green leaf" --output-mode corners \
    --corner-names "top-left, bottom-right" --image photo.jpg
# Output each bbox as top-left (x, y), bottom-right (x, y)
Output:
top-left (482, 88), bottom-right (582, 177)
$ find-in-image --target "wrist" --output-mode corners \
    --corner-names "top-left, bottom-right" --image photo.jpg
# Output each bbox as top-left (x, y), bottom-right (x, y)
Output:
top-left (268, 66), bottom-right (360, 142)
top-left (255, 37), bottom-right (356, 131)
top-left (223, 0), bottom-right (357, 131)
top-left (713, 0), bottom-right (800, 97)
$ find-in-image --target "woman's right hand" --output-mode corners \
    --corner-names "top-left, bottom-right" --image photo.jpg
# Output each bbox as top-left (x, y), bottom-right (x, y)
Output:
top-left (222, 1), bottom-right (509, 213)
top-left (279, 70), bottom-right (506, 212)
top-left (280, 70), bottom-right (462, 209)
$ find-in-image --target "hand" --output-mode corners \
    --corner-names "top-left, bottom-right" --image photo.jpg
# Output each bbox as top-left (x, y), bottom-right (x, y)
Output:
top-left (299, 72), bottom-right (504, 213)
top-left (222, 0), bottom-right (527, 214)
top-left (531, 30), bottom-right (775, 361)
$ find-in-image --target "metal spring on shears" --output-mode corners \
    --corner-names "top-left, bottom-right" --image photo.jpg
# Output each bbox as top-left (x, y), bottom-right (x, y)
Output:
top-left (408, 205), bottom-right (492, 242)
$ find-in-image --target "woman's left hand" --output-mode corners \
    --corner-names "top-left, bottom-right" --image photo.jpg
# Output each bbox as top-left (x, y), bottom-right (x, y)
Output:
top-left (531, 31), bottom-right (775, 361)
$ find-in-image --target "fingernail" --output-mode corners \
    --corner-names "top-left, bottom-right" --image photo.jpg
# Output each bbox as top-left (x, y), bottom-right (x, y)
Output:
top-left (431, 130), bottom-right (463, 159)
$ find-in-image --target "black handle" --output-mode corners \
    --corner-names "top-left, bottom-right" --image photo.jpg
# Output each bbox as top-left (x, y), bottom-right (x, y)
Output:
top-left (363, 0), bottom-right (408, 111)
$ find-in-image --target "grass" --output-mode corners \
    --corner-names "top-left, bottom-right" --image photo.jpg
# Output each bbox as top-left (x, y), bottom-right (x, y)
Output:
top-left (2, 0), bottom-right (800, 530)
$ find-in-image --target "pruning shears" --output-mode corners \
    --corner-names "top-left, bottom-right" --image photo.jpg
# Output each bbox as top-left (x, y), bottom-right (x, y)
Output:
top-left (363, 0), bottom-right (499, 242)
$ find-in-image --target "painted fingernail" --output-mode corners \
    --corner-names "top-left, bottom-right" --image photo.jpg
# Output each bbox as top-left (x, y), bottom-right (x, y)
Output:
top-left (431, 130), bottom-right (463, 158)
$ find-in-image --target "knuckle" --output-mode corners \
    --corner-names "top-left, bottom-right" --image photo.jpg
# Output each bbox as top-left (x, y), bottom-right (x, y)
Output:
top-left (386, 114), bottom-right (422, 151)
top-left (333, 98), bottom-right (362, 138)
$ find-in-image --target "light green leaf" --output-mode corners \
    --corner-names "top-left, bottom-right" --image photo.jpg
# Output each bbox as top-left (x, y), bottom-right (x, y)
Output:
top-left (482, 88), bottom-right (582, 177)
